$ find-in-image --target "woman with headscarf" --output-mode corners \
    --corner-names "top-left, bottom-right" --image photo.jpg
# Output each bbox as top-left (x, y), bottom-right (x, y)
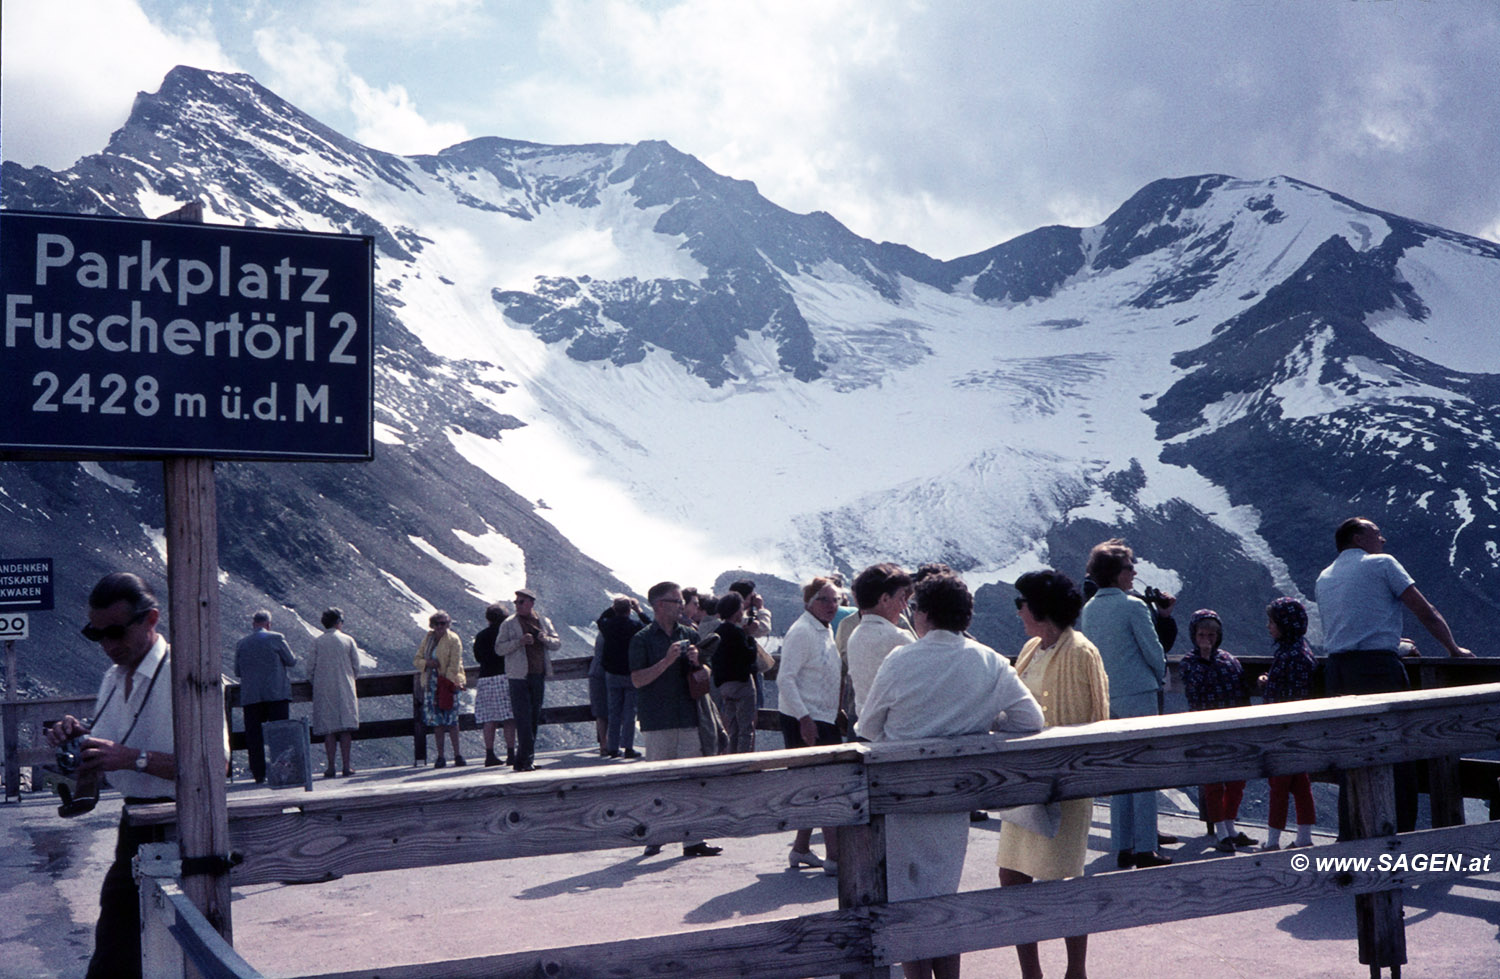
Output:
top-left (1259, 597), bottom-right (1319, 850)
top-left (309, 607), bottom-right (361, 777)
top-left (1078, 538), bottom-right (1171, 868)
top-left (858, 572), bottom-right (1044, 979)
top-left (778, 576), bottom-right (846, 873)
top-left (996, 569), bottom-right (1108, 979)
top-left (415, 609), bottom-right (466, 768)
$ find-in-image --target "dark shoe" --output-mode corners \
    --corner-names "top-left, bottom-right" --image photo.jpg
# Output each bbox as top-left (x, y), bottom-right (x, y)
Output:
top-left (454, 755), bottom-right (466, 767)
top-left (604, 749), bottom-right (621, 758)
top-left (682, 843), bottom-right (723, 858)
top-left (485, 751), bottom-right (502, 767)
top-left (514, 763), bottom-right (535, 772)
top-left (623, 749), bottom-right (642, 759)
top-left (1133, 851), bottom-right (1173, 868)
top-left (1157, 832), bottom-right (1179, 845)
top-left (343, 768), bottom-right (355, 777)
top-left (1116, 850), bottom-right (1135, 869)
top-left (1228, 831), bottom-right (1258, 848)
top-left (643, 844), bottom-right (662, 857)
top-left (434, 757), bottom-right (446, 769)
top-left (324, 766), bottom-right (336, 779)
top-left (504, 752), bottom-right (515, 767)
top-left (969, 810), bottom-right (990, 822)
top-left (1215, 838), bottom-right (1238, 853)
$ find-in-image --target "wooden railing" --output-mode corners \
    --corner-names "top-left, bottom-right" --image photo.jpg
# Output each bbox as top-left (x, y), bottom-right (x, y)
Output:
top-left (124, 681), bottom-right (1500, 979)
top-left (13, 654), bottom-right (1499, 799)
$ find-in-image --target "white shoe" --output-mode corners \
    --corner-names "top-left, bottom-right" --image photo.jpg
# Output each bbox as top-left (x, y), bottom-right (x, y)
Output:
top-left (823, 859), bottom-right (838, 877)
top-left (789, 849), bottom-right (824, 869)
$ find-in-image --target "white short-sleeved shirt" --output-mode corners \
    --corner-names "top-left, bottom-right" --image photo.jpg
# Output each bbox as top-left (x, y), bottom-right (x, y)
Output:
top-left (90, 635), bottom-right (176, 799)
top-left (1316, 549), bottom-right (1415, 654)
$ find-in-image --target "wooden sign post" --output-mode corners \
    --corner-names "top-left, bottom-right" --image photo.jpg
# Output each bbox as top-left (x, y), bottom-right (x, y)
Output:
top-left (163, 454), bottom-right (233, 944)
top-left (153, 201), bottom-right (234, 948)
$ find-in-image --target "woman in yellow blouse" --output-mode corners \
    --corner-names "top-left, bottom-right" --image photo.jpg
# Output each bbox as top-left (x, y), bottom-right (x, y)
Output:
top-left (415, 610), bottom-right (466, 767)
top-left (996, 569), bottom-right (1109, 979)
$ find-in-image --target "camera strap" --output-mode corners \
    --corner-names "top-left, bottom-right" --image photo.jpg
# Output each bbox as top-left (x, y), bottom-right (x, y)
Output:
top-left (110, 648), bottom-right (168, 751)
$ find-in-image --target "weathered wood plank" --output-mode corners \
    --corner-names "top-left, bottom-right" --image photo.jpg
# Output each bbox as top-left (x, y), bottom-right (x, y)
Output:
top-left (164, 454), bottom-right (234, 949)
top-left (299, 909), bottom-right (871, 979)
top-left (1347, 764), bottom-right (1406, 969)
top-left (836, 814), bottom-right (888, 979)
top-left (866, 684), bottom-right (1500, 813)
top-left (282, 820), bottom-right (1500, 979)
top-left (214, 761), bottom-right (867, 885)
top-left (870, 820), bottom-right (1500, 964)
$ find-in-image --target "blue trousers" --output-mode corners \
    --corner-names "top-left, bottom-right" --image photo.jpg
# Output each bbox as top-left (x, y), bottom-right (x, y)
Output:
top-left (605, 672), bottom-right (637, 754)
top-left (1109, 690), bottom-right (1161, 854)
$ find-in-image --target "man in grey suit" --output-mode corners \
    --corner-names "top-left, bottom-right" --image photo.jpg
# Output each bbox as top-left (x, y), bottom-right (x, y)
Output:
top-left (235, 609), bottom-right (297, 783)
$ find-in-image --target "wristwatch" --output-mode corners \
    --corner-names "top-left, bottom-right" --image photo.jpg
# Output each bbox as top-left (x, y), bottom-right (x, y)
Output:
top-left (135, 749), bottom-right (149, 772)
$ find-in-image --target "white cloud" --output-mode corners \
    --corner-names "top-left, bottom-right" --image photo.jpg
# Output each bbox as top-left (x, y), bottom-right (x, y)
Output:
top-left (252, 27), bottom-right (350, 116)
top-left (252, 25), bottom-right (470, 155)
top-left (347, 77), bottom-right (471, 155)
top-left (1, 0), bottom-right (236, 170)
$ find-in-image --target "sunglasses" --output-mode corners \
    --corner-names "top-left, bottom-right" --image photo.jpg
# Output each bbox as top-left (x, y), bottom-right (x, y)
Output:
top-left (1013, 597), bottom-right (1027, 610)
top-left (80, 608), bottom-right (150, 643)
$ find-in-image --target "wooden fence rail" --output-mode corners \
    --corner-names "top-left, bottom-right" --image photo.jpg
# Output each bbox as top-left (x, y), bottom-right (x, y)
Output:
top-left (13, 654), bottom-right (1500, 800)
top-left (125, 682), bottom-right (1500, 979)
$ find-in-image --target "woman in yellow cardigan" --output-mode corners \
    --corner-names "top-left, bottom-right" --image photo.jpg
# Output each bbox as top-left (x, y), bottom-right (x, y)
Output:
top-left (415, 610), bottom-right (466, 767)
top-left (997, 569), bottom-right (1110, 979)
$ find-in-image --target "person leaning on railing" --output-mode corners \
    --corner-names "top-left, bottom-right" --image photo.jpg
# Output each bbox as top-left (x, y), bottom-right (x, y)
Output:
top-left (1315, 516), bottom-right (1473, 837)
top-left (857, 572), bottom-right (1044, 979)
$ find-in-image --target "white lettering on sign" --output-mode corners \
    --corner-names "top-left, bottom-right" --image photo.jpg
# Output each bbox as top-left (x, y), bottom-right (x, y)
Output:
top-left (33, 234), bottom-right (331, 307)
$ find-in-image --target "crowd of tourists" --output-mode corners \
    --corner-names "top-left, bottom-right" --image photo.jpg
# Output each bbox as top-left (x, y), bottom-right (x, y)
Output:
top-left (47, 515), bottom-right (1473, 979)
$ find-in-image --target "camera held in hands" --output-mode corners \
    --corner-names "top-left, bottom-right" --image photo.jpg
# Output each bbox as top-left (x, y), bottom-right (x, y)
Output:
top-left (41, 725), bottom-right (101, 818)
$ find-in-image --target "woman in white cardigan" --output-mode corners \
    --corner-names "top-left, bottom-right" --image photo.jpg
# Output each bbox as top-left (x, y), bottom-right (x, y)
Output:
top-left (777, 576), bottom-right (845, 873)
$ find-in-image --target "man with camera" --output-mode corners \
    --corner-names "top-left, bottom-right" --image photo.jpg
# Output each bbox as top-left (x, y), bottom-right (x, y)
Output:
top-left (47, 572), bottom-right (177, 979)
top-left (630, 580), bottom-right (722, 857)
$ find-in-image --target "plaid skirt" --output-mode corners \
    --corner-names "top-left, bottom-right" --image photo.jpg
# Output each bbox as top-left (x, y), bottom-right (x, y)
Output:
top-left (474, 674), bottom-right (514, 724)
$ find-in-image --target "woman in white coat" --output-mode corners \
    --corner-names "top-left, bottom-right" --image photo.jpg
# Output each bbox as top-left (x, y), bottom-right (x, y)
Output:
top-left (309, 608), bottom-right (362, 777)
top-left (857, 572), bottom-right (1044, 979)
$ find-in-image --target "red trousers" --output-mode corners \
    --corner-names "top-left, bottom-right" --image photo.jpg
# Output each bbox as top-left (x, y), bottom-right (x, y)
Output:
top-left (1267, 772), bottom-right (1316, 829)
top-left (1200, 780), bottom-right (1245, 823)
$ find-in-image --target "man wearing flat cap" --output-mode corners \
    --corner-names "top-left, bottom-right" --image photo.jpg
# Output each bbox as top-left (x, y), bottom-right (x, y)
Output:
top-left (496, 588), bottom-right (560, 771)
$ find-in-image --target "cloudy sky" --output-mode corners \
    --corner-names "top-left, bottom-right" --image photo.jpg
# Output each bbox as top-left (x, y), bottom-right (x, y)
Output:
top-left (4, 0), bottom-right (1498, 258)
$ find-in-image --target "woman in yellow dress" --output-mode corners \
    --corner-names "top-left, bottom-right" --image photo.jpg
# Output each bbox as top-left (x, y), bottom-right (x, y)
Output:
top-left (996, 569), bottom-right (1110, 979)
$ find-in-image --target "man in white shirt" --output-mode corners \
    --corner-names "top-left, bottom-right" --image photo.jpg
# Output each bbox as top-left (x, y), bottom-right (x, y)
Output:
top-left (48, 572), bottom-right (177, 979)
top-left (1316, 517), bottom-right (1472, 835)
top-left (846, 562), bottom-right (915, 717)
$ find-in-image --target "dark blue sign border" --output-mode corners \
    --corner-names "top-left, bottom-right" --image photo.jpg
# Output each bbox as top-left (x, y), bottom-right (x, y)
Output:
top-left (1, 210), bottom-right (374, 462)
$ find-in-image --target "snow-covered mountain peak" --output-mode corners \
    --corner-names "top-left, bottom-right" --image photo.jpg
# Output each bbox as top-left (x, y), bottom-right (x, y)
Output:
top-left (5, 65), bottom-right (1497, 673)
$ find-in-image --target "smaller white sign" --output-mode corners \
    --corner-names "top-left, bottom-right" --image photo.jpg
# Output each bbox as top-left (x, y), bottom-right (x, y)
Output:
top-left (0, 613), bottom-right (28, 640)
